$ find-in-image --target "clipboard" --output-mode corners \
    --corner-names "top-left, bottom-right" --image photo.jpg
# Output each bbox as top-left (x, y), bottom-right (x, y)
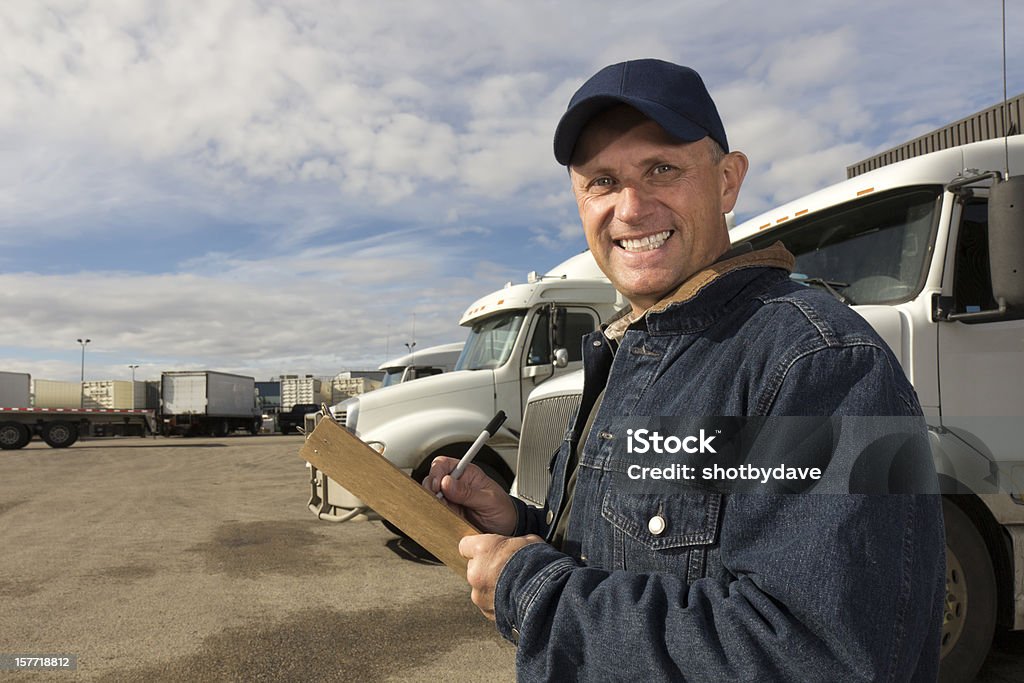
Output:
top-left (299, 415), bottom-right (480, 578)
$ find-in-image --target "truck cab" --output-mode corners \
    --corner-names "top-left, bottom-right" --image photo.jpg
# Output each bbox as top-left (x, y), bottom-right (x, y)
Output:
top-left (307, 251), bottom-right (626, 522)
top-left (377, 342), bottom-right (464, 388)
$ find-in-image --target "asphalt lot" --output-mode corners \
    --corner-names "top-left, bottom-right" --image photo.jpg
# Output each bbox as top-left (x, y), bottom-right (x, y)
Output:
top-left (1, 435), bottom-right (1022, 682)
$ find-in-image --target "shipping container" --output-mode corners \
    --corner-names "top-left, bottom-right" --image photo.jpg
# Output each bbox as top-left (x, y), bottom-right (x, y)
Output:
top-left (279, 376), bottom-right (328, 412)
top-left (32, 379), bottom-right (82, 409)
top-left (82, 380), bottom-right (146, 410)
top-left (330, 376), bottom-right (381, 403)
top-left (0, 371), bottom-right (30, 408)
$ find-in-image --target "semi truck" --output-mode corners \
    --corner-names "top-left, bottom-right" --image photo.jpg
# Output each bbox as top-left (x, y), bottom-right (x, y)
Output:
top-left (159, 371), bottom-right (261, 436)
top-left (305, 251), bottom-right (627, 522)
top-left (378, 342), bottom-right (464, 388)
top-left (0, 371), bottom-right (156, 449)
top-left (513, 124), bottom-right (1024, 680)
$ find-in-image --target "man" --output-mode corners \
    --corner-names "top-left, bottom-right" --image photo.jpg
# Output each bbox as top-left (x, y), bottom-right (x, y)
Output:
top-left (425, 59), bottom-right (945, 681)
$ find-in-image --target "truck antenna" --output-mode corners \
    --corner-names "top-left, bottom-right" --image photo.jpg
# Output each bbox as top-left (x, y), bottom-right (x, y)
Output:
top-left (1001, 0), bottom-right (1011, 177)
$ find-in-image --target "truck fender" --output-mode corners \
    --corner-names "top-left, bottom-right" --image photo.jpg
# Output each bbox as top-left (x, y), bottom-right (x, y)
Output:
top-left (357, 407), bottom-right (519, 473)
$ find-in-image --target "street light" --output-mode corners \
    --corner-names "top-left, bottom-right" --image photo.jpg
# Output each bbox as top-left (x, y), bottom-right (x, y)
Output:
top-left (128, 364), bottom-right (139, 382)
top-left (77, 338), bottom-right (91, 408)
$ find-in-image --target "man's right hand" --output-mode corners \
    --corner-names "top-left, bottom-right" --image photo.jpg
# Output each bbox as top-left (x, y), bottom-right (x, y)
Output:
top-left (422, 456), bottom-right (517, 536)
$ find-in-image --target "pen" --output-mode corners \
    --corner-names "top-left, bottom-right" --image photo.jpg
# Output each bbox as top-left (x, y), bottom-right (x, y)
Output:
top-left (437, 410), bottom-right (507, 500)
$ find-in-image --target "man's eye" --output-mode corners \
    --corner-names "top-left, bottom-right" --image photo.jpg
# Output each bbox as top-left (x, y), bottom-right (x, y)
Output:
top-left (652, 164), bottom-right (675, 175)
top-left (588, 177), bottom-right (615, 191)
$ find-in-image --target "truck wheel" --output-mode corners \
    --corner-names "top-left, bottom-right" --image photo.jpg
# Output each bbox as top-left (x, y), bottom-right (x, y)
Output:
top-left (0, 422), bottom-right (31, 450)
top-left (939, 498), bottom-right (997, 683)
top-left (383, 448), bottom-right (512, 541)
top-left (281, 425), bottom-right (292, 435)
top-left (41, 422), bottom-right (79, 448)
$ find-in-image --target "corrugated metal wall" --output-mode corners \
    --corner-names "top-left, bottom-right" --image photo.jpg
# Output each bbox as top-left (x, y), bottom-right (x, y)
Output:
top-left (847, 93), bottom-right (1023, 178)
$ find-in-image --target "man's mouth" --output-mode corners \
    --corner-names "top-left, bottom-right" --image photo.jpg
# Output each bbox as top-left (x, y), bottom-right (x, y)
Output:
top-left (615, 230), bottom-right (674, 253)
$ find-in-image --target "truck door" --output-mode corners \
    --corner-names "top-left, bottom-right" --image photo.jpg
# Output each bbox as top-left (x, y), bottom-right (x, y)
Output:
top-left (519, 306), bottom-right (598, 418)
top-left (937, 196), bottom-right (1024, 482)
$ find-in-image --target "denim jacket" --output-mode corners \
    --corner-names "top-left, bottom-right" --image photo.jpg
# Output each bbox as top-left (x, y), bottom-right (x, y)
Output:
top-left (495, 244), bottom-right (945, 682)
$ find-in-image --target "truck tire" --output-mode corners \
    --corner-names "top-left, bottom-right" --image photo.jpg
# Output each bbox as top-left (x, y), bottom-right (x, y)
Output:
top-left (383, 447), bottom-right (513, 542)
top-left (41, 421), bottom-right (79, 449)
top-left (939, 498), bottom-right (997, 683)
top-left (0, 422), bottom-right (31, 450)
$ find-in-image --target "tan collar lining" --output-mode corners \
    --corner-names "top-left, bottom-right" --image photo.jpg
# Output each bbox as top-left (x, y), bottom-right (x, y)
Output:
top-left (605, 241), bottom-right (794, 341)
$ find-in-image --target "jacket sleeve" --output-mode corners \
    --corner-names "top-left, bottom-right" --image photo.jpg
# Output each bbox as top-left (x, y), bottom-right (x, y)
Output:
top-left (493, 343), bottom-right (945, 682)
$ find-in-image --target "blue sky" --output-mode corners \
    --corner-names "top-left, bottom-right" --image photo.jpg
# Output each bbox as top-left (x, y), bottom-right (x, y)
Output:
top-left (1, 0), bottom-right (1022, 382)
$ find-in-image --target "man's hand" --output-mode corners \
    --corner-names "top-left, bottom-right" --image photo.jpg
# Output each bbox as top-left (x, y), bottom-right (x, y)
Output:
top-left (422, 456), bottom-right (517, 535)
top-left (460, 533), bottom-right (545, 621)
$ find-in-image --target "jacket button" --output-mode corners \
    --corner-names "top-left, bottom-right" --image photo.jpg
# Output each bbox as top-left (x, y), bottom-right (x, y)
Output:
top-left (545, 510), bottom-right (554, 525)
top-left (592, 339), bottom-right (602, 347)
top-left (648, 514), bottom-right (667, 536)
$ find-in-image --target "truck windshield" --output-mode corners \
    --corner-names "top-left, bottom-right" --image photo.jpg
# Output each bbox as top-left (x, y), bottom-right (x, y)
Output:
top-left (456, 311), bottom-right (526, 371)
top-left (741, 186), bottom-right (941, 305)
top-left (381, 368), bottom-right (405, 388)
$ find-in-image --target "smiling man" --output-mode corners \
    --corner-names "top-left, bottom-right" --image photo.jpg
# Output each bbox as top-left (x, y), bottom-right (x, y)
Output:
top-left (426, 59), bottom-right (945, 681)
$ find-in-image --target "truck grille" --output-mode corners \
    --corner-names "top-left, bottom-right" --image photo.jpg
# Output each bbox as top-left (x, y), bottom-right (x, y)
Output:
top-left (515, 394), bottom-right (581, 507)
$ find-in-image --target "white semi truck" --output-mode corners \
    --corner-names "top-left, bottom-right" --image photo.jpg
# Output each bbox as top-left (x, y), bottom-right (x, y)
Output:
top-left (0, 371), bottom-right (156, 449)
top-left (513, 125), bottom-right (1024, 680)
top-left (306, 252), bottom-right (626, 522)
top-left (377, 342), bottom-right (464, 388)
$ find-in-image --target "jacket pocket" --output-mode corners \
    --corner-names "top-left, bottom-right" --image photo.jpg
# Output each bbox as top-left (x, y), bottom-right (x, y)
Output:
top-left (601, 488), bottom-right (722, 576)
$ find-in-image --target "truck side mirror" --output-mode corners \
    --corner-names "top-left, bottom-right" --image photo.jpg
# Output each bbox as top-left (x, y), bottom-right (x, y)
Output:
top-left (553, 348), bottom-right (569, 369)
top-left (989, 175), bottom-right (1024, 309)
top-left (551, 306), bottom-right (567, 348)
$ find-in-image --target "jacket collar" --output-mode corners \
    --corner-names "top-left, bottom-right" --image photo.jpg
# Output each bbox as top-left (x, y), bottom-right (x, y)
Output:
top-left (605, 241), bottom-right (794, 340)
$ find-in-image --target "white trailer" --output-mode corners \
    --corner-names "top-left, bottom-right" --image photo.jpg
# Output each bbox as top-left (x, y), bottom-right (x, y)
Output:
top-left (0, 372), bottom-right (155, 449)
top-left (160, 371), bottom-right (261, 436)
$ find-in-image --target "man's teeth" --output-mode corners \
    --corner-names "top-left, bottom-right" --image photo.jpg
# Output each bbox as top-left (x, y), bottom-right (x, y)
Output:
top-left (618, 231), bottom-right (672, 253)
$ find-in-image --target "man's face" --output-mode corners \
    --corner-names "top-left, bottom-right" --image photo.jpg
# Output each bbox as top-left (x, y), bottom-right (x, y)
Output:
top-left (569, 107), bottom-right (747, 312)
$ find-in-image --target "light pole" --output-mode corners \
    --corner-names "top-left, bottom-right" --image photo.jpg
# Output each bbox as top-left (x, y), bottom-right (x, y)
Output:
top-left (128, 364), bottom-right (139, 382)
top-left (77, 338), bottom-right (91, 408)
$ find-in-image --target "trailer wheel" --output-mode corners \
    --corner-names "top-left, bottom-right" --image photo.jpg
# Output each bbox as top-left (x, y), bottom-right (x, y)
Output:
top-left (0, 422), bottom-right (31, 450)
top-left (41, 421), bottom-right (79, 448)
top-left (939, 498), bottom-right (997, 683)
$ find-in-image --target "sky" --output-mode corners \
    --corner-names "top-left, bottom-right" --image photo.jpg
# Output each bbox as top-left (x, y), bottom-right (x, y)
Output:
top-left (1, 0), bottom-right (1022, 383)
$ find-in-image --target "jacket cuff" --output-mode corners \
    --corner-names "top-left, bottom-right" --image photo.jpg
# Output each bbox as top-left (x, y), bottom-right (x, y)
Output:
top-left (511, 496), bottom-right (547, 537)
top-left (494, 541), bottom-right (576, 644)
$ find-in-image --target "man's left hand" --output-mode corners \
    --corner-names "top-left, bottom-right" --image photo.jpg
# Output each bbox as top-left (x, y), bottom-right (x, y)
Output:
top-left (459, 533), bottom-right (545, 621)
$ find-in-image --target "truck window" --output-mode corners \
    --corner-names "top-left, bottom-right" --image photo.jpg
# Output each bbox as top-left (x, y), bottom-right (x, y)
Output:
top-left (950, 200), bottom-right (998, 317)
top-left (526, 309), bottom-right (599, 366)
top-left (742, 186), bottom-right (941, 305)
top-left (457, 311), bottom-right (526, 371)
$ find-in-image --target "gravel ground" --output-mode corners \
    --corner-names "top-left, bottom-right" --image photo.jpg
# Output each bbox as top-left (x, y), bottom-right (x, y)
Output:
top-left (0, 435), bottom-right (514, 681)
top-left (0, 435), bottom-right (1020, 682)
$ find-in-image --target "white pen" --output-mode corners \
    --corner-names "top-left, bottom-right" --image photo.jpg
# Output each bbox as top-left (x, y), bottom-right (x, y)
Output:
top-left (437, 410), bottom-right (507, 500)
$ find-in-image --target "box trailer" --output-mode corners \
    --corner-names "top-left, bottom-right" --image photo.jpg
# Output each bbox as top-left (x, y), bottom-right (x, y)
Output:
top-left (159, 371), bottom-right (261, 437)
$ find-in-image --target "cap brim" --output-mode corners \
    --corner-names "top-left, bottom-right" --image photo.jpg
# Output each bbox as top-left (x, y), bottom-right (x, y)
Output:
top-left (553, 95), bottom-right (711, 165)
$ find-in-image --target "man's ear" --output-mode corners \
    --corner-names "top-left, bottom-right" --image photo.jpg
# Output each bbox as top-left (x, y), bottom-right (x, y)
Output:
top-left (719, 151), bottom-right (749, 215)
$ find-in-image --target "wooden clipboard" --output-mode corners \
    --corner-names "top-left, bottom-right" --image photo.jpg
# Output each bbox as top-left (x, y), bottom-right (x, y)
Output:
top-left (299, 416), bottom-right (479, 578)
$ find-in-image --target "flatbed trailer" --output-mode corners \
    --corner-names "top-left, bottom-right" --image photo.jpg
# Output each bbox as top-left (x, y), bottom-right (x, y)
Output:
top-left (0, 407), bottom-right (157, 449)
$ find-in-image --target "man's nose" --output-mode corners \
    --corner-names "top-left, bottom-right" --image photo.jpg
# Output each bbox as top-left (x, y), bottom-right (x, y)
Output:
top-left (614, 186), bottom-right (654, 224)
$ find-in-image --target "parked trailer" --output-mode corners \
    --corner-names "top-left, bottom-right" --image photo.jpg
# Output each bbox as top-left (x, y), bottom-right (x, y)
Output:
top-left (159, 371), bottom-right (261, 437)
top-left (0, 371), bottom-right (155, 449)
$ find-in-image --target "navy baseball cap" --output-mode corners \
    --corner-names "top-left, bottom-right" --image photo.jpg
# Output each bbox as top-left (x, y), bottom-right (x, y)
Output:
top-left (553, 59), bottom-right (728, 165)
